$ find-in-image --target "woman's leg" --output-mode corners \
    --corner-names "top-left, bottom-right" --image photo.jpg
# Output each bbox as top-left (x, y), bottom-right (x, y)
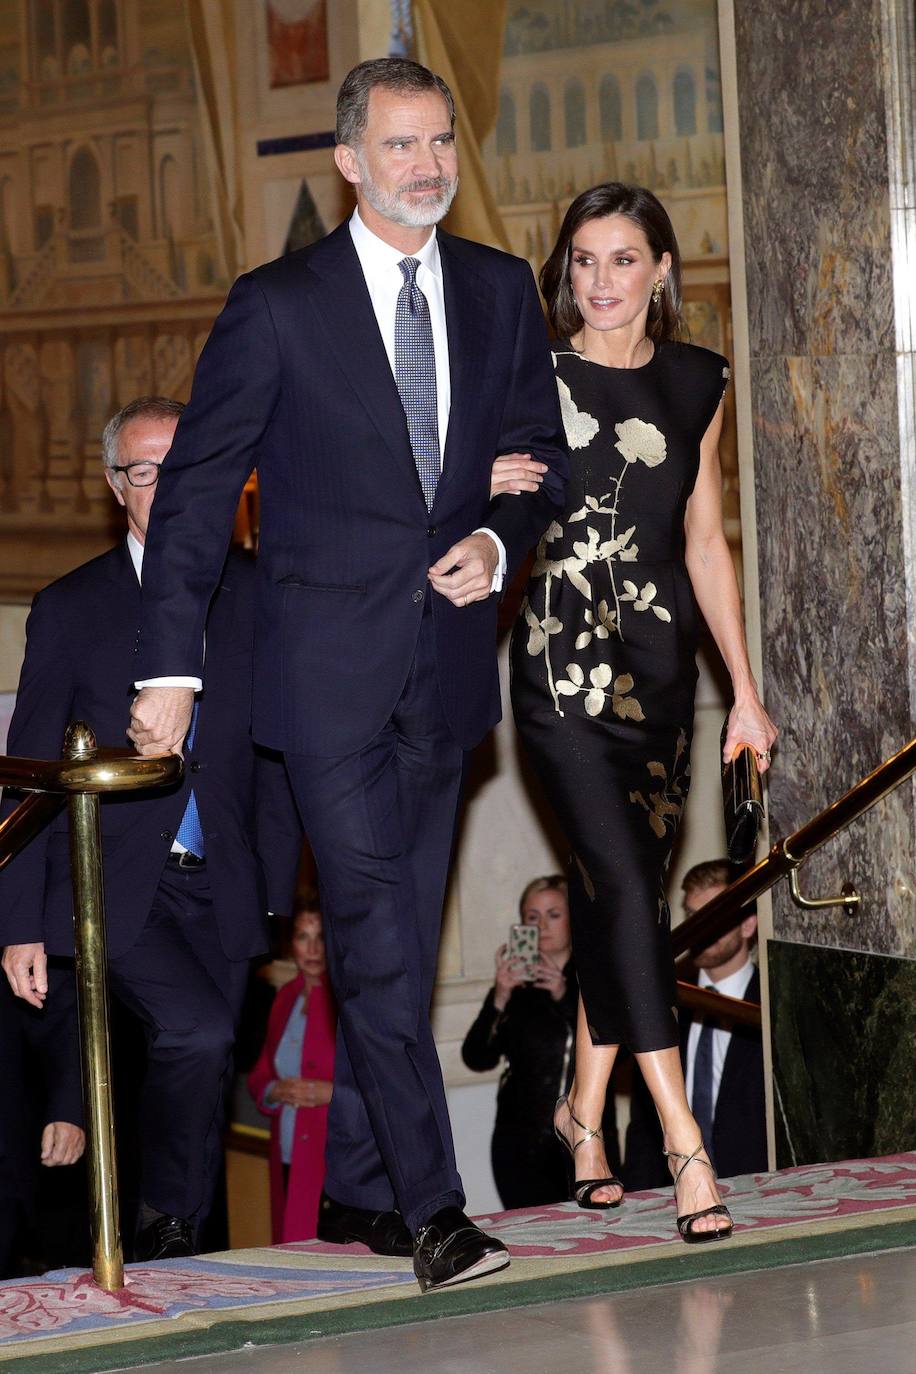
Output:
top-left (554, 998), bottom-right (623, 1204)
top-left (635, 1046), bottom-right (728, 1235)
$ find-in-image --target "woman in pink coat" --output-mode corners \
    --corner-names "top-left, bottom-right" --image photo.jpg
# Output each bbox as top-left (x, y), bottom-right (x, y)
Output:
top-left (248, 904), bottom-right (337, 1242)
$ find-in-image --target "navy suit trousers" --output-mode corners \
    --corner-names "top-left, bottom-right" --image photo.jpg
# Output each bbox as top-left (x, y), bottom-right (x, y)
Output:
top-left (284, 601), bottom-right (466, 1232)
top-left (107, 866), bottom-right (249, 1225)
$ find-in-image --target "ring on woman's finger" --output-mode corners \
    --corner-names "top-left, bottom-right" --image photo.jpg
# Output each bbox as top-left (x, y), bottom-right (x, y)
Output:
top-left (757, 749), bottom-right (771, 762)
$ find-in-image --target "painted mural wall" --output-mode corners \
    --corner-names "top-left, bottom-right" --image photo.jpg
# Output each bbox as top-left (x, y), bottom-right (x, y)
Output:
top-left (0, 0), bottom-right (230, 596)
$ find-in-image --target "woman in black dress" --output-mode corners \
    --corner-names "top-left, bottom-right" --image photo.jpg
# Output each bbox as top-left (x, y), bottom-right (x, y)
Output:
top-left (505, 184), bottom-right (777, 1241)
top-left (461, 876), bottom-right (618, 1209)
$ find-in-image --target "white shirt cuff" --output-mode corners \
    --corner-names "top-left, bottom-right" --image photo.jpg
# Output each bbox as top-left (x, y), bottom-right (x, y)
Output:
top-left (134, 677), bottom-right (203, 690)
top-left (474, 528), bottom-right (507, 593)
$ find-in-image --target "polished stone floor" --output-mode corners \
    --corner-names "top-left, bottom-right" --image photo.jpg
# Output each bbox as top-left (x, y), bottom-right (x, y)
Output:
top-left (122, 1248), bottom-right (915, 1373)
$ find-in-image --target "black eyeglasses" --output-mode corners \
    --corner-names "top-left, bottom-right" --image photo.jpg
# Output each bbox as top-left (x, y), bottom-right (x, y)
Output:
top-left (109, 462), bottom-right (162, 488)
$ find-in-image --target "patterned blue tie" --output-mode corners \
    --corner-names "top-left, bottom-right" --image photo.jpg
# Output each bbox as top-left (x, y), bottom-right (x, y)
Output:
top-left (175, 700), bottom-right (205, 859)
top-left (394, 256), bottom-right (440, 510)
top-left (691, 1020), bottom-right (716, 1163)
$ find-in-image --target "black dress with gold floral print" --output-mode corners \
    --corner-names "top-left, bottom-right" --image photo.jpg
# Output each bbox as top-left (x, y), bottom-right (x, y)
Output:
top-left (510, 339), bottom-right (730, 1052)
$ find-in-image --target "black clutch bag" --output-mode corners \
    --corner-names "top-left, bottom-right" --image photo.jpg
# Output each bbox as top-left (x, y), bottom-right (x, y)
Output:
top-left (721, 719), bottom-right (765, 864)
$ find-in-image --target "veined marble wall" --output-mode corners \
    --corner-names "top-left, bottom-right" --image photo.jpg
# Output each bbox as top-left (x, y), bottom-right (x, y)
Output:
top-left (734, 0), bottom-right (916, 958)
top-left (731, 0), bottom-right (916, 1164)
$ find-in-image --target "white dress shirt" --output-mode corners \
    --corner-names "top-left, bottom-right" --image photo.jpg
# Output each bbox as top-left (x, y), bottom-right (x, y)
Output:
top-left (684, 956), bottom-right (756, 1115)
top-left (127, 533), bottom-right (195, 852)
top-left (348, 209), bottom-right (506, 590)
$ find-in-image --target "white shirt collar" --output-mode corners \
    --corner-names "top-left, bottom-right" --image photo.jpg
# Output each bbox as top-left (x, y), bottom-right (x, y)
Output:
top-left (348, 208), bottom-right (442, 280)
top-left (126, 531), bottom-right (144, 583)
top-left (697, 956), bottom-right (756, 1001)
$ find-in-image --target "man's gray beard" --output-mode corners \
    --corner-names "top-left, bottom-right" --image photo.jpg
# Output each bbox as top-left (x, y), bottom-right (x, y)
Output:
top-left (356, 155), bottom-right (458, 228)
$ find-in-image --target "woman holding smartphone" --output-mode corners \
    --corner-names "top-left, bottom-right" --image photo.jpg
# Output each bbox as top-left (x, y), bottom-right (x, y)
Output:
top-left (461, 876), bottom-right (618, 1210)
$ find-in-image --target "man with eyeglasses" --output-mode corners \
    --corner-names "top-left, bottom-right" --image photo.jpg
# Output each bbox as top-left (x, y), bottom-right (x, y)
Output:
top-left (0, 396), bottom-right (302, 1262)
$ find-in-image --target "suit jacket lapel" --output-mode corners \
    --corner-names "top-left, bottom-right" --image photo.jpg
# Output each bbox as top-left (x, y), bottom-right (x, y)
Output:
top-left (302, 223), bottom-right (424, 506)
top-left (435, 231), bottom-right (492, 507)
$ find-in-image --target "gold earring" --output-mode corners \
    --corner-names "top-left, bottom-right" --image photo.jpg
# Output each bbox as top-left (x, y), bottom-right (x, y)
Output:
top-left (651, 279), bottom-right (664, 305)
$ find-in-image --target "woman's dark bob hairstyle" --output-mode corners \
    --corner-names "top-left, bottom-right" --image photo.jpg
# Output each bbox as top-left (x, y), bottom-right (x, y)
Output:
top-left (539, 183), bottom-right (684, 345)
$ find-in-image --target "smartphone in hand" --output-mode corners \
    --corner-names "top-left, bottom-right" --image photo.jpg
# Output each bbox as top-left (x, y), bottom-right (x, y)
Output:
top-left (507, 923), bottom-right (539, 980)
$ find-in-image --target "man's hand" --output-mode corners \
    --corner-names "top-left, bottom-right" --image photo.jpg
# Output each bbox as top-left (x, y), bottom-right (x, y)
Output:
top-left (41, 1122), bottom-right (85, 1167)
top-left (2, 943), bottom-right (47, 1008)
top-left (428, 533), bottom-right (499, 607)
top-left (128, 686), bottom-right (195, 757)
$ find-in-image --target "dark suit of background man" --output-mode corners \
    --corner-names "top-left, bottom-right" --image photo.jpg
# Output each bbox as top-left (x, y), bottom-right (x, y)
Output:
top-left (0, 963), bottom-right (85, 1277)
top-left (127, 57), bottom-right (568, 1293)
top-left (0, 397), bottom-right (302, 1261)
top-left (624, 860), bottom-right (767, 1190)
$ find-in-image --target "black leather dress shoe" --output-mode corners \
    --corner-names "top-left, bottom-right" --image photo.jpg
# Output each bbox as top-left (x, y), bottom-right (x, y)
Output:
top-left (412, 1207), bottom-right (509, 1293)
top-left (316, 1190), bottom-right (413, 1257)
top-left (135, 1214), bottom-right (195, 1261)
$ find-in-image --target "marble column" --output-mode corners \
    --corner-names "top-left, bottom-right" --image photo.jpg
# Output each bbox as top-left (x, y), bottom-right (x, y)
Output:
top-left (730, 0), bottom-right (916, 1163)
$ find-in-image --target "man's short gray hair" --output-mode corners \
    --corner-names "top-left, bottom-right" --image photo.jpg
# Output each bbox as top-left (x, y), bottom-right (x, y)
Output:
top-left (335, 57), bottom-right (455, 148)
top-left (101, 396), bottom-right (185, 476)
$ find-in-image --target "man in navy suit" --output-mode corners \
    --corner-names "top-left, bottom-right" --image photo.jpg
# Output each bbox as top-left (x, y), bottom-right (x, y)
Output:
top-left (624, 860), bottom-right (767, 1189)
top-left (128, 57), bottom-right (568, 1291)
top-left (0, 397), bottom-right (302, 1260)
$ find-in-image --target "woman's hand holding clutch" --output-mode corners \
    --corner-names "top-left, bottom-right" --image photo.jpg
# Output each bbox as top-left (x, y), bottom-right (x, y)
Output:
top-left (723, 693), bottom-right (778, 773)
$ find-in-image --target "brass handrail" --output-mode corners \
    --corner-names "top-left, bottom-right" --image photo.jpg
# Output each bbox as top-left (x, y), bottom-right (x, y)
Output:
top-left (0, 793), bottom-right (65, 872)
top-left (0, 748), bottom-right (180, 797)
top-left (672, 735), bottom-right (916, 962)
top-left (1, 724), bottom-right (182, 1291)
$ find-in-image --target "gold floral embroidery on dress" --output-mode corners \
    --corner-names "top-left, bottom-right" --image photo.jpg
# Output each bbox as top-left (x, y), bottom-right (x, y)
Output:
top-left (525, 399), bottom-right (674, 716)
top-left (554, 663), bottom-right (645, 720)
top-left (556, 377), bottom-right (599, 450)
top-left (575, 600), bottom-right (616, 649)
top-left (619, 580), bottom-right (672, 622)
top-left (613, 417), bottom-right (667, 467)
top-left (629, 729), bottom-right (690, 838)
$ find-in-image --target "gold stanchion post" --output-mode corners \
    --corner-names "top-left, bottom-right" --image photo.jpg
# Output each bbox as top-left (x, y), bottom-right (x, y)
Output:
top-left (65, 722), bottom-right (124, 1291)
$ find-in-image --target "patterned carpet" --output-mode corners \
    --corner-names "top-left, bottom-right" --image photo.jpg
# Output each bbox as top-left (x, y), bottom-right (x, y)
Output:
top-left (1, 1154), bottom-right (914, 1372)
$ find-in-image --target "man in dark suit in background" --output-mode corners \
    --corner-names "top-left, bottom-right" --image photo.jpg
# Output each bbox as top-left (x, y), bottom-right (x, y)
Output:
top-left (0, 397), bottom-right (302, 1260)
top-left (127, 57), bottom-right (568, 1291)
top-left (624, 859), bottom-right (767, 1189)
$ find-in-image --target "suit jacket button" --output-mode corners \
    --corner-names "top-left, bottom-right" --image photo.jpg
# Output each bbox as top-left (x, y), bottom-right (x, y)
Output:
top-left (412, 589), bottom-right (424, 604)
top-left (160, 830), bottom-right (173, 841)
top-left (190, 761), bottom-right (201, 773)
top-left (427, 526), bottom-right (437, 537)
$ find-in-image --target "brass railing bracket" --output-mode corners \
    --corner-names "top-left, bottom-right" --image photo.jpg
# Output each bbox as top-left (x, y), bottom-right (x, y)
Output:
top-left (672, 734), bottom-right (916, 961)
top-left (788, 866), bottom-right (861, 918)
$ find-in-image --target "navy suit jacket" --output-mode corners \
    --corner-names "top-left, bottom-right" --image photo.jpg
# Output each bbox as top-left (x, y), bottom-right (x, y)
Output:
top-left (623, 967), bottom-right (767, 1187)
top-left (136, 222), bottom-right (569, 756)
top-left (0, 545), bottom-right (301, 961)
